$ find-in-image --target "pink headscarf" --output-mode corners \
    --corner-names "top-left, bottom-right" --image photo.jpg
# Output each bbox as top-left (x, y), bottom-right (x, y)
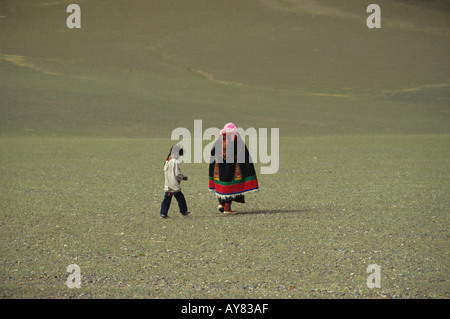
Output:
top-left (220, 123), bottom-right (237, 135)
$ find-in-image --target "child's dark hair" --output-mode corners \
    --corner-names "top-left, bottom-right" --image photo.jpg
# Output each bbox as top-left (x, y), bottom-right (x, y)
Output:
top-left (165, 144), bottom-right (184, 164)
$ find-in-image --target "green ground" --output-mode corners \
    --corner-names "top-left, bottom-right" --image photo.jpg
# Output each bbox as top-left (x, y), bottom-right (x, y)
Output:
top-left (0, 0), bottom-right (449, 298)
top-left (1, 135), bottom-right (449, 298)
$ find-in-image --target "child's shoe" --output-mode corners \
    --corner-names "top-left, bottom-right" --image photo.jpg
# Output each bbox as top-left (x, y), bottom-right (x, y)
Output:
top-left (181, 212), bottom-right (191, 217)
top-left (160, 214), bottom-right (169, 219)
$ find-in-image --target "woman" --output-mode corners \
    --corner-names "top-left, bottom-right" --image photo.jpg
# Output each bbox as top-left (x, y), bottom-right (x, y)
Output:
top-left (209, 123), bottom-right (259, 214)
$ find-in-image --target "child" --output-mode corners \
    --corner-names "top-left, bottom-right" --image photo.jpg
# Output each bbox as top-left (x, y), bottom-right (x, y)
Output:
top-left (160, 145), bottom-right (191, 219)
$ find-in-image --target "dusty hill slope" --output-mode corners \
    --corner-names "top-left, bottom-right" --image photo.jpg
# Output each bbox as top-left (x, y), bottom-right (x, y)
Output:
top-left (0, 0), bottom-right (449, 137)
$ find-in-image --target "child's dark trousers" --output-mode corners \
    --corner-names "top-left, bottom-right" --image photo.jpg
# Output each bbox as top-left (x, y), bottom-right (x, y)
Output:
top-left (160, 191), bottom-right (188, 217)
